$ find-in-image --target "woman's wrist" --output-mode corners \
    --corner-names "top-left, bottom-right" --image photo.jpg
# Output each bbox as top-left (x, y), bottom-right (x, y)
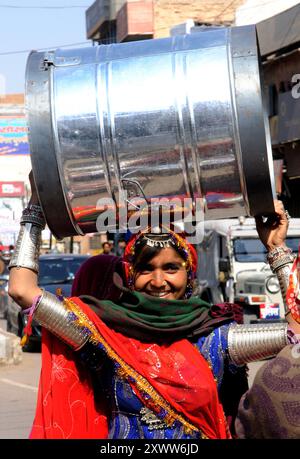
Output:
top-left (21, 204), bottom-right (46, 229)
top-left (266, 245), bottom-right (294, 266)
top-left (9, 222), bottom-right (42, 273)
top-left (266, 243), bottom-right (288, 253)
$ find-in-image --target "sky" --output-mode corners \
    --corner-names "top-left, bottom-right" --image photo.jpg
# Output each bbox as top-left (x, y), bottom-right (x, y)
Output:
top-left (0, 0), bottom-right (92, 94)
top-left (1, 0), bottom-right (299, 94)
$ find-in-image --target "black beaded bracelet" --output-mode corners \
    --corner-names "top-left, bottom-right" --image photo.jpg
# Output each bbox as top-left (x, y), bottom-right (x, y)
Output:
top-left (20, 205), bottom-right (46, 229)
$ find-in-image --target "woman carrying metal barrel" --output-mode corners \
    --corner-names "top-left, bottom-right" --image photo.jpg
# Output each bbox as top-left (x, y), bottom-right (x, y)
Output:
top-left (7, 174), bottom-right (300, 439)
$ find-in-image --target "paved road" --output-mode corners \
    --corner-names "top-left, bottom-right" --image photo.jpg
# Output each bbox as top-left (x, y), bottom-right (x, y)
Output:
top-left (0, 318), bottom-right (264, 439)
top-left (0, 319), bottom-right (41, 439)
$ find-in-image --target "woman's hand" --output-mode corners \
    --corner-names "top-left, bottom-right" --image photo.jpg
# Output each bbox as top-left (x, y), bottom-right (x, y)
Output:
top-left (255, 200), bottom-right (289, 252)
top-left (28, 170), bottom-right (39, 206)
top-left (8, 170), bottom-right (43, 309)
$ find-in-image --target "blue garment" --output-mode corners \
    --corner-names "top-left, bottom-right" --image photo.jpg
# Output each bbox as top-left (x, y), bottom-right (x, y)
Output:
top-left (97, 324), bottom-right (239, 439)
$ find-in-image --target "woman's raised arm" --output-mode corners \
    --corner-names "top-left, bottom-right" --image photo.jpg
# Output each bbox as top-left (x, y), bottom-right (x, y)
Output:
top-left (255, 200), bottom-right (300, 335)
top-left (8, 171), bottom-right (44, 309)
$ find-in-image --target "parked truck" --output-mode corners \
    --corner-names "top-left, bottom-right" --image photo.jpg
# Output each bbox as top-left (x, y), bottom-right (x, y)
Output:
top-left (195, 217), bottom-right (300, 323)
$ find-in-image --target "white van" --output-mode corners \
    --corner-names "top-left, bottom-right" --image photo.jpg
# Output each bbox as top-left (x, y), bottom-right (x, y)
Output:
top-left (195, 218), bottom-right (300, 323)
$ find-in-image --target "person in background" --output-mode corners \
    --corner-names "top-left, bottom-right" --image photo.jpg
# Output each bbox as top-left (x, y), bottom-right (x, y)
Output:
top-left (108, 240), bottom-right (115, 253)
top-left (101, 241), bottom-right (111, 255)
top-left (235, 344), bottom-right (300, 439)
top-left (116, 238), bottom-right (126, 257)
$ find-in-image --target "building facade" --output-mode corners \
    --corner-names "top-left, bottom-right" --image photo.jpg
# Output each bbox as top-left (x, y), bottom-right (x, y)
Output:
top-left (86, 0), bottom-right (245, 43)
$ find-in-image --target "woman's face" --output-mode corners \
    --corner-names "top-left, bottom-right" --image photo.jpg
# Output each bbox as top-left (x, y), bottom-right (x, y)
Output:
top-left (134, 246), bottom-right (188, 300)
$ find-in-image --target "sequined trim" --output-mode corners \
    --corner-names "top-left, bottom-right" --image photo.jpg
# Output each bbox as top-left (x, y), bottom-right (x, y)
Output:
top-left (64, 298), bottom-right (204, 437)
top-left (140, 407), bottom-right (169, 430)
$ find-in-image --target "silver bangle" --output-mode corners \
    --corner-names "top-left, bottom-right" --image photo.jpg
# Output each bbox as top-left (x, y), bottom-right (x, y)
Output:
top-left (228, 322), bottom-right (289, 366)
top-left (266, 246), bottom-right (293, 263)
top-left (8, 223), bottom-right (42, 273)
top-left (276, 262), bottom-right (293, 315)
top-left (269, 254), bottom-right (295, 273)
top-left (34, 290), bottom-right (89, 350)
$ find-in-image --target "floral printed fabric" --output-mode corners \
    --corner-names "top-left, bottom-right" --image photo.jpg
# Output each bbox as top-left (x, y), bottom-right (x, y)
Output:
top-left (235, 344), bottom-right (300, 439)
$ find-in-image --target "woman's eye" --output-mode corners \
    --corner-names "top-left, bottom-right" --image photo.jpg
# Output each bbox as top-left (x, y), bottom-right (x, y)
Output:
top-left (138, 265), bottom-right (152, 274)
top-left (165, 264), bottom-right (180, 273)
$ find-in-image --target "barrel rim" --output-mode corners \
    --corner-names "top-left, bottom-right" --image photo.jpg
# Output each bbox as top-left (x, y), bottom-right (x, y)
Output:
top-left (25, 50), bottom-right (79, 239)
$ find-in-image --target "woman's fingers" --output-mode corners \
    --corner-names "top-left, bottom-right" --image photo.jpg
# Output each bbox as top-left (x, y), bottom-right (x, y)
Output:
top-left (28, 170), bottom-right (40, 205)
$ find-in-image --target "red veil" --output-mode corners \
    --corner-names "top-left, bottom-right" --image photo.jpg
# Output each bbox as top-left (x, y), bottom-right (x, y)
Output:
top-left (30, 298), bottom-right (230, 440)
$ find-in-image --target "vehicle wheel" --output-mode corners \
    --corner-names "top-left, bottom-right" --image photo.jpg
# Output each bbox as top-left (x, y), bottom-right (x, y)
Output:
top-left (20, 332), bottom-right (37, 353)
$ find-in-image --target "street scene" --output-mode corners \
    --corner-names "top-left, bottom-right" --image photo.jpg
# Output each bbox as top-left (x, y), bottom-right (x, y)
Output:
top-left (0, 315), bottom-right (264, 439)
top-left (0, 0), bottom-right (300, 442)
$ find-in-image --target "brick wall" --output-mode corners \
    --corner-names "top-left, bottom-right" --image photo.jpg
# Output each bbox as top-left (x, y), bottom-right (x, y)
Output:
top-left (153, 0), bottom-right (245, 38)
top-left (117, 0), bottom-right (154, 42)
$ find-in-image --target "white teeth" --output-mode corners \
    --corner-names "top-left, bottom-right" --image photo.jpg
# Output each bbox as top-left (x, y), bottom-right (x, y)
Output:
top-left (148, 292), bottom-right (170, 297)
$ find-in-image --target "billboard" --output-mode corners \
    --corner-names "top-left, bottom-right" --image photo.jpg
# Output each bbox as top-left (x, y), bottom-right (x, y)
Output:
top-left (0, 196), bottom-right (23, 246)
top-left (0, 182), bottom-right (25, 197)
top-left (0, 115), bottom-right (30, 155)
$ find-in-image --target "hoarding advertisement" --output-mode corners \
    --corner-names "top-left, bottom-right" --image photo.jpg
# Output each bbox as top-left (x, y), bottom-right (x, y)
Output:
top-left (0, 116), bottom-right (29, 155)
top-left (0, 182), bottom-right (25, 197)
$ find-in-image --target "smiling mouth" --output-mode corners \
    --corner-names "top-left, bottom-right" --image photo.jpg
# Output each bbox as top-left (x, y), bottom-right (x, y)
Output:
top-left (146, 291), bottom-right (172, 298)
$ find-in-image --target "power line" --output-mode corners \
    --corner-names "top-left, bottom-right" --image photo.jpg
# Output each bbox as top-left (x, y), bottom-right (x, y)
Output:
top-left (238, 0), bottom-right (297, 12)
top-left (0, 41), bottom-right (91, 56)
top-left (214, 0), bottom-right (237, 21)
top-left (0, 4), bottom-right (89, 8)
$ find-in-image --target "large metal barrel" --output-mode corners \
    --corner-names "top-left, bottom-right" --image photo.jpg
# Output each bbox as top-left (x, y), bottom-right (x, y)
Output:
top-left (25, 25), bottom-right (275, 239)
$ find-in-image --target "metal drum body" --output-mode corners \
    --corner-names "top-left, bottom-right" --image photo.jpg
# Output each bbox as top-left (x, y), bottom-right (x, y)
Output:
top-left (26, 25), bottom-right (275, 239)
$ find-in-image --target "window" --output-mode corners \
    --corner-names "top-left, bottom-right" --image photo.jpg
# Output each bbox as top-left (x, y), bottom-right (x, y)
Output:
top-left (233, 237), bottom-right (299, 262)
top-left (38, 257), bottom-right (88, 285)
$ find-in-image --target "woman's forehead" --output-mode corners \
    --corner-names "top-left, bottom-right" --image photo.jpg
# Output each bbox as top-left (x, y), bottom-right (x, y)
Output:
top-left (146, 246), bottom-right (185, 264)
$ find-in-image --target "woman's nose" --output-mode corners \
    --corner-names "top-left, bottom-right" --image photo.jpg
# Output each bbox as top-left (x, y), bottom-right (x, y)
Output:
top-left (150, 270), bottom-right (166, 288)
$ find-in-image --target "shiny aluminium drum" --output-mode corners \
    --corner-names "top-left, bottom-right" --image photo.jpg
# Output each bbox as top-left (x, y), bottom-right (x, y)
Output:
top-left (25, 24), bottom-right (275, 239)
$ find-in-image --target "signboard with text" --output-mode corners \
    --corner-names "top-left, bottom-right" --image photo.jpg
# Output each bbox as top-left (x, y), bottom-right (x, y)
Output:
top-left (0, 115), bottom-right (29, 155)
top-left (260, 303), bottom-right (280, 320)
top-left (0, 181), bottom-right (25, 197)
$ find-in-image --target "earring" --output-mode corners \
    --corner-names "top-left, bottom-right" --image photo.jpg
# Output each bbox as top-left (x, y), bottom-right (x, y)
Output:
top-left (184, 283), bottom-right (193, 298)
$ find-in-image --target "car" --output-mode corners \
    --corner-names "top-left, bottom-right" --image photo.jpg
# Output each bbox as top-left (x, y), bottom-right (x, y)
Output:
top-left (6, 253), bottom-right (89, 352)
top-left (0, 271), bottom-right (9, 319)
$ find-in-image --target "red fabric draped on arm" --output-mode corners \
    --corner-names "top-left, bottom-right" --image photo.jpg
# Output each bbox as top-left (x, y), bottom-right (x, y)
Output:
top-left (30, 298), bottom-right (229, 439)
top-left (30, 329), bottom-right (108, 439)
